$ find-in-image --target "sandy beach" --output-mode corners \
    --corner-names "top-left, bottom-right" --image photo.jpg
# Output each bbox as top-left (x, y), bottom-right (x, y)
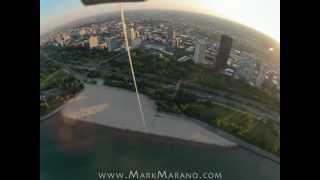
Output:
top-left (60, 85), bottom-right (236, 147)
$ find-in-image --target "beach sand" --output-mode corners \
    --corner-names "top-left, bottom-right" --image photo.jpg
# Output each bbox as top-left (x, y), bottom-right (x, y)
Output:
top-left (61, 85), bottom-right (236, 147)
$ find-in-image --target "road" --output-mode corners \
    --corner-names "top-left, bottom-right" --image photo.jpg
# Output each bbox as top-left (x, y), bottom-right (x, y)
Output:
top-left (168, 82), bottom-right (280, 125)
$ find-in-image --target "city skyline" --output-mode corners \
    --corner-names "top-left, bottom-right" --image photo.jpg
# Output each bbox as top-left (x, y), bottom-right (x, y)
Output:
top-left (41, 12), bottom-right (280, 91)
top-left (40, 0), bottom-right (280, 42)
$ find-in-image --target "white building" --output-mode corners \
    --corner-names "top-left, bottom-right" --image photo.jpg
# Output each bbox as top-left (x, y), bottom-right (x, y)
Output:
top-left (186, 46), bottom-right (194, 53)
top-left (192, 40), bottom-right (207, 64)
top-left (99, 42), bottom-right (108, 49)
top-left (89, 35), bottom-right (99, 49)
top-left (236, 51), bottom-right (257, 83)
top-left (125, 28), bottom-right (136, 47)
top-left (224, 68), bottom-right (234, 76)
top-left (177, 56), bottom-right (191, 62)
top-left (79, 29), bottom-right (87, 36)
top-left (130, 28), bottom-right (136, 41)
top-left (255, 64), bottom-right (267, 89)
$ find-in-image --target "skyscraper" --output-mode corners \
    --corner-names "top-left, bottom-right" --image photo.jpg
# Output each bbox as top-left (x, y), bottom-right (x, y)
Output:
top-left (255, 64), bottom-right (266, 89)
top-left (79, 29), bottom-right (87, 36)
top-left (192, 40), bottom-right (207, 64)
top-left (89, 35), bottom-right (98, 49)
top-left (107, 37), bottom-right (120, 52)
top-left (135, 31), bottom-right (140, 38)
top-left (130, 28), bottom-right (136, 41)
top-left (172, 30), bottom-right (177, 48)
top-left (236, 51), bottom-right (256, 83)
top-left (125, 28), bottom-right (136, 47)
top-left (126, 30), bottom-right (132, 47)
top-left (216, 34), bottom-right (233, 71)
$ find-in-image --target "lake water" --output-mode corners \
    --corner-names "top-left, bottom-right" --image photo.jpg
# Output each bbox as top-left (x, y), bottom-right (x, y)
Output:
top-left (40, 85), bottom-right (280, 180)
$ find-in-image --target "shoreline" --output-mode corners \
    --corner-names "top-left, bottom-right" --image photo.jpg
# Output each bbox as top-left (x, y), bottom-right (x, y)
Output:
top-left (40, 103), bottom-right (66, 121)
top-left (41, 84), bottom-right (279, 164)
top-left (44, 113), bottom-right (238, 152)
top-left (72, 85), bottom-right (236, 147)
top-left (40, 87), bottom-right (84, 121)
top-left (98, 84), bottom-right (280, 163)
top-left (156, 112), bottom-right (280, 164)
top-left (95, 119), bottom-right (237, 151)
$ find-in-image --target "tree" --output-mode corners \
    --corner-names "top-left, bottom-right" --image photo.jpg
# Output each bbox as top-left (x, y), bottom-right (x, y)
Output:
top-left (174, 89), bottom-right (196, 107)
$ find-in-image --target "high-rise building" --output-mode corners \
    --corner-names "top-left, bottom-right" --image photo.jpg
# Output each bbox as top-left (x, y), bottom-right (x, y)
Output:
top-left (255, 64), bottom-right (267, 89)
top-left (216, 34), bottom-right (233, 71)
top-left (107, 37), bottom-right (120, 52)
top-left (176, 38), bottom-right (184, 48)
top-left (172, 30), bottom-right (177, 48)
top-left (135, 31), bottom-right (140, 38)
top-left (62, 33), bottom-right (71, 41)
top-left (125, 28), bottom-right (136, 47)
top-left (192, 40), bottom-right (207, 64)
top-left (89, 35), bottom-right (98, 49)
top-left (54, 35), bottom-right (64, 47)
top-left (236, 51), bottom-right (257, 83)
top-left (79, 29), bottom-right (86, 36)
top-left (130, 28), bottom-right (136, 41)
top-left (125, 30), bottom-right (132, 46)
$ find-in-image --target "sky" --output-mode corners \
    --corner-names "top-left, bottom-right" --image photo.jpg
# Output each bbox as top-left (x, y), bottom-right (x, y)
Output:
top-left (40, 0), bottom-right (280, 42)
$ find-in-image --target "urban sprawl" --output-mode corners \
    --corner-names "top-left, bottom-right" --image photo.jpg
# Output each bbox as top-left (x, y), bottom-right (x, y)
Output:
top-left (41, 14), bottom-right (280, 98)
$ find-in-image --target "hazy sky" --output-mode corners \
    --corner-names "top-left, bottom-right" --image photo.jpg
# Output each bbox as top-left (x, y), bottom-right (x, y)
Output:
top-left (40, 0), bottom-right (280, 42)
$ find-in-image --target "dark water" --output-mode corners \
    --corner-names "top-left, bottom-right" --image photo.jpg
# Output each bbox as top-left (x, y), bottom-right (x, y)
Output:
top-left (40, 113), bottom-right (279, 180)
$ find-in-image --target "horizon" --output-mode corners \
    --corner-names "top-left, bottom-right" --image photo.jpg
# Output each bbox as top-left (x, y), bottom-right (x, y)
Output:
top-left (40, 0), bottom-right (280, 42)
top-left (41, 9), bottom-right (279, 46)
